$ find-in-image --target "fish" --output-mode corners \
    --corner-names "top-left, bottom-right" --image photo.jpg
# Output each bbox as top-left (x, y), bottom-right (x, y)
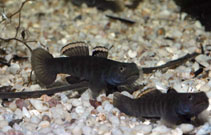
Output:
top-left (31, 42), bottom-right (140, 98)
top-left (113, 88), bottom-right (209, 126)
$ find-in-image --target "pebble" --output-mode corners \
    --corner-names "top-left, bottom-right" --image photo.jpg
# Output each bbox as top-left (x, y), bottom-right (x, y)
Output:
top-left (108, 115), bottom-right (120, 126)
top-left (29, 99), bottom-right (48, 112)
top-left (196, 123), bottom-right (211, 135)
top-left (103, 101), bottom-right (113, 112)
top-left (82, 126), bottom-right (92, 135)
top-left (111, 128), bottom-right (122, 135)
top-left (135, 124), bottom-right (152, 134)
top-left (38, 121), bottom-right (50, 128)
top-left (7, 63), bottom-right (20, 74)
top-left (152, 125), bottom-right (170, 134)
top-left (0, 120), bottom-right (8, 128)
top-left (128, 50), bottom-right (137, 58)
top-left (75, 106), bottom-right (85, 114)
top-left (1, 125), bottom-right (12, 132)
top-left (72, 125), bottom-right (82, 135)
top-left (22, 107), bottom-right (31, 118)
top-left (179, 124), bottom-right (194, 133)
top-left (71, 98), bottom-right (82, 106)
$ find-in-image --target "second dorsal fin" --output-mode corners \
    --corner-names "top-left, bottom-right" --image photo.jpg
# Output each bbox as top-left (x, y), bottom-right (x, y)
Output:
top-left (137, 88), bottom-right (162, 98)
top-left (60, 42), bottom-right (89, 57)
top-left (92, 46), bottom-right (108, 58)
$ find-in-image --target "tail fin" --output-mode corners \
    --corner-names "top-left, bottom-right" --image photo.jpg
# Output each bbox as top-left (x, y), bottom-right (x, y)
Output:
top-left (31, 48), bottom-right (56, 85)
top-left (113, 92), bottom-right (137, 116)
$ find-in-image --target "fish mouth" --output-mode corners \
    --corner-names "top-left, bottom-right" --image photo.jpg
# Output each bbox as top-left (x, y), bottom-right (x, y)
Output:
top-left (125, 73), bottom-right (139, 84)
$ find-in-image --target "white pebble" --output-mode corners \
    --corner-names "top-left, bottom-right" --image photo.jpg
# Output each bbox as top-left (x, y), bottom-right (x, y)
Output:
top-left (8, 63), bottom-right (20, 74)
top-left (128, 50), bottom-right (137, 58)
top-left (196, 123), bottom-right (211, 135)
top-left (135, 124), bottom-right (152, 134)
top-left (38, 121), bottom-right (50, 128)
top-left (30, 116), bottom-right (41, 124)
top-left (2, 125), bottom-right (12, 132)
top-left (22, 107), bottom-right (31, 118)
top-left (103, 101), bottom-right (113, 112)
top-left (53, 127), bottom-right (69, 135)
top-left (108, 115), bottom-right (119, 126)
top-left (111, 128), bottom-right (122, 135)
top-left (29, 84), bottom-right (41, 90)
top-left (0, 120), bottom-right (8, 128)
top-left (71, 98), bottom-right (82, 106)
top-left (179, 124), bottom-right (194, 133)
top-left (30, 99), bottom-right (48, 112)
top-left (155, 82), bottom-right (168, 92)
top-left (152, 125), bottom-right (170, 134)
top-left (96, 106), bottom-right (104, 113)
top-left (75, 106), bottom-right (85, 114)
top-left (72, 125), bottom-right (82, 135)
top-left (82, 126), bottom-right (92, 135)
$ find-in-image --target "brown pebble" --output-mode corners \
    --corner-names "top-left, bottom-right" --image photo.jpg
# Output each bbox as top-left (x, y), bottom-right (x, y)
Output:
top-left (15, 99), bottom-right (28, 109)
top-left (42, 115), bottom-right (51, 122)
top-left (48, 98), bottom-right (60, 108)
top-left (89, 99), bottom-right (102, 109)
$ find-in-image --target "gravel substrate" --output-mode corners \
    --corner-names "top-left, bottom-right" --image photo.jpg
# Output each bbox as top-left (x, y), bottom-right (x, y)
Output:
top-left (0, 0), bottom-right (211, 134)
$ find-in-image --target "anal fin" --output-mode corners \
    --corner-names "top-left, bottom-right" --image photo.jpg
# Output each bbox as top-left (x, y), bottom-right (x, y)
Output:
top-left (61, 41), bottom-right (89, 57)
top-left (92, 46), bottom-right (108, 58)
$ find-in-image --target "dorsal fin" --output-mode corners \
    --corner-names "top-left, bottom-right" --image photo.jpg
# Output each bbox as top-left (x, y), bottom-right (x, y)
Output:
top-left (137, 88), bottom-right (162, 98)
top-left (167, 88), bottom-right (177, 94)
top-left (60, 41), bottom-right (89, 57)
top-left (92, 46), bottom-right (108, 58)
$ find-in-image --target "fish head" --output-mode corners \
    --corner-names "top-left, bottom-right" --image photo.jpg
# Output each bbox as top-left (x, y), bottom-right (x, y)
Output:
top-left (176, 92), bottom-right (209, 117)
top-left (106, 62), bottom-right (140, 85)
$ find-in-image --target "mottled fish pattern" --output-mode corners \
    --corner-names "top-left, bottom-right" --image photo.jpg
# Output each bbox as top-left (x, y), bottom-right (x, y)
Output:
top-left (31, 42), bottom-right (140, 98)
top-left (113, 88), bottom-right (209, 125)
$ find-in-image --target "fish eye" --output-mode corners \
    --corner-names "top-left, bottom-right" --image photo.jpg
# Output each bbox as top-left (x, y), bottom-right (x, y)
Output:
top-left (187, 95), bottom-right (193, 101)
top-left (119, 66), bottom-right (126, 72)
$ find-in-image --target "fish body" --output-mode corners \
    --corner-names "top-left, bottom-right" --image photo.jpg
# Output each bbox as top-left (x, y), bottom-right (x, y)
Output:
top-left (31, 42), bottom-right (139, 98)
top-left (113, 89), bottom-right (209, 125)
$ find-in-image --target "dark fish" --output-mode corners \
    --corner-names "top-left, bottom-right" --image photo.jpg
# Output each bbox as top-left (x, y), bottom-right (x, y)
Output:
top-left (113, 88), bottom-right (209, 125)
top-left (31, 42), bottom-right (140, 98)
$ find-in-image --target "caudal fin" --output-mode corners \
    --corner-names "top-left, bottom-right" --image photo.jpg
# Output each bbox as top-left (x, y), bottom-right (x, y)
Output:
top-left (113, 92), bottom-right (137, 116)
top-left (31, 48), bottom-right (56, 85)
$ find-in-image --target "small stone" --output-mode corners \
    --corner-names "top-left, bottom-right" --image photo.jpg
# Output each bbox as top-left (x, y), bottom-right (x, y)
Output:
top-left (75, 106), bottom-right (85, 114)
top-left (128, 50), bottom-right (137, 58)
top-left (42, 115), bottom-right (51, 122)
top-left (135, 124), bottom-right (152, 134)
top-left (2, 125), bottom-right (12, 132)
top-left (8, 63), bottom-right (20, 74)
top-left (179, 124), bottom-right (194, 133)
top-left (108, 115), bottom-right (119, 126)
top-left (152, 125), bottom-right (170, 134)
top-left (71, 98), bottom-right (82, 106)
top-left (38, 121), bottom-right (50, 128)
top-left (22, 107), bottom-right (31, 118)
top-left (97, 113), bottom-right (106, 122)
top-left (111, 128), bottom-right (122, 135)
top-left (8, 101), bottom-right (17, 111)
top-left (30, 116), bottom-right (40, 124)
top-left (29, 99), bottom-right (48, 112)
top-left (15, 99), bottom-right (28, 109)
top-left (0, 120), bottom-right (8, 128)
top-left (72, 125), bottom-right (82, 135)
top-left (82, 126), bottom-right (92, 135)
